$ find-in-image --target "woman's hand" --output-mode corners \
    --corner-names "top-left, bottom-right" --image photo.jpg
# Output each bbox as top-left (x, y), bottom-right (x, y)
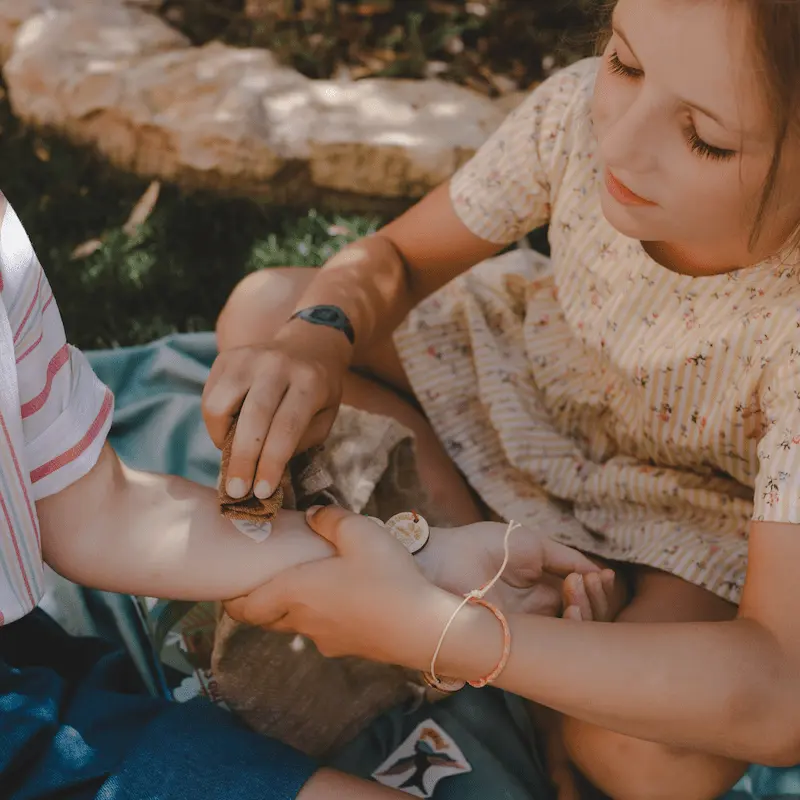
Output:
top-left (202, 325), bottom-right (352, 501)
top-left (224, 505), bottom-right (452, 668)
top-left (418, 522), bottom-right (605, 617)
top-left (223, 508), bottom-right (610, 670)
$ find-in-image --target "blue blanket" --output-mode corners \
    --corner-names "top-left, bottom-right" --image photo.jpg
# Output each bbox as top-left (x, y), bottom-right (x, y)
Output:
top-left (86, 333), bottom-right (800, 799)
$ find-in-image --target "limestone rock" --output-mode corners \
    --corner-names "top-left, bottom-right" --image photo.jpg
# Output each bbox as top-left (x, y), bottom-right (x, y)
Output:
top-left (0, 0), bottom-right (100, 63)
top-left (2, 0), bottom-right (507, 207)
top-left (5, 4), bottom-right (188, 132)
top-left (304, 77), bottom-right (505, 198)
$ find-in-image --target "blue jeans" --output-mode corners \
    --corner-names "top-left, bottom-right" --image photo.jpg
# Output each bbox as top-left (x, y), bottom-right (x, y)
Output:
top-left (0, 609), bottom-right (317, 800)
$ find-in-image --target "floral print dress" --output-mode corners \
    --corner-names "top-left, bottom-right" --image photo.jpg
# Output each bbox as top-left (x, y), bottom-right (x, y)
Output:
top-left (393, 57), bottom-right (800, 604)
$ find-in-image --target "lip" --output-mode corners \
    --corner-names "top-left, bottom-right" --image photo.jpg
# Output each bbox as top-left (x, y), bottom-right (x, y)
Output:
top-left (604, 169), bottom-right (657, 207)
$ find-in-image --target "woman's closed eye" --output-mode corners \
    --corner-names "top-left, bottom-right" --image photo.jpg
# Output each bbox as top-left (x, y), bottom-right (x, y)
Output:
top-left (607, 50), bottom-right (737, 163)
top-left (685, 128), bottom-right (736, 162)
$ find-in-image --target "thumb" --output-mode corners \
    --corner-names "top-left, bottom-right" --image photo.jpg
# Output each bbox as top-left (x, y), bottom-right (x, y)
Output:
top-left (222, 568), bottom-right (301, 628)
top-left (540, 538), bottom-right (603, 578)
top-left (305, 504), bottom-right (388, 554)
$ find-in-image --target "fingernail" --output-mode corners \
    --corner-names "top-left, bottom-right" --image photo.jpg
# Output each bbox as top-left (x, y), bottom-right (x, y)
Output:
top-left (226, 478), bottom-right (247, 498)
top-left (305, 505), bottom-right (323, 522)
top-left (254, 480), bottom-right (272, 499)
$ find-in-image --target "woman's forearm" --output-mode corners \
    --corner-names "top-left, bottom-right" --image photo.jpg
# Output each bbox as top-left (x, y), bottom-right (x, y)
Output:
top-left (280, 233), bottom-right (415, 362)
top-left (425, 598), bottom-right (800, 766)
top-left (275, 181), bottom-right (503, 359)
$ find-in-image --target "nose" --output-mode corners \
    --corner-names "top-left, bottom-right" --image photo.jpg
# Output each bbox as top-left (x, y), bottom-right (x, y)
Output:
top-left (597, 86), bottom-right (660, 176)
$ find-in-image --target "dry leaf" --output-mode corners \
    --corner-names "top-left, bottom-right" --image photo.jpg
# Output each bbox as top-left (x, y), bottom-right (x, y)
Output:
top-left (71, 239), bottom-right (104, 260)
top-left (34, 143), bottom-right (50, 162)
top-left (123, 181), bottom-right (161, 236)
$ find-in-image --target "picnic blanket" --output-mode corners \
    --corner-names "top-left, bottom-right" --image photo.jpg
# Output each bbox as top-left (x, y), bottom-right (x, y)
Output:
top-left (84, 332), bottom-right (800, 799)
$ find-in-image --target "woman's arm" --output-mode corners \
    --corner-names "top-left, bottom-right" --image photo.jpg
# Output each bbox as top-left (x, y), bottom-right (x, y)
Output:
top-left (428, 521), bottom-right (800, 767)
top-left (273, 181), bottom-right (504, 361)
top-left (232, 508), bottom-right (800, 769)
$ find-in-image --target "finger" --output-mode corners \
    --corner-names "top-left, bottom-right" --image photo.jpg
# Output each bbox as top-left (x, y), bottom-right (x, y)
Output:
top-left (563, 573), bottom-right (592, 621)
top-left (507, 583), bottom-right (562, 617)
top-left (601, 568), bottom-right (616, 597)
top-left (221, 572), bottom-right (298, 628)
top-left (584, 571), bottom-right (610, 622)
top-left (256, 382), bottom-right (326, 498)
top-left (222, 595), bottom-right (249, 623)
top-left (563, 604), bottom-right (583, 621)
top-left (295, 406), bottom-right (338, 456)
top-left (305, 504), bottom-right (393, 554)
top-left (540, 538), bottom-right (604, 578)
top-left (202, 354), bottom-right (251, 448)
top-left (226, 375), bottom-right (289, 498)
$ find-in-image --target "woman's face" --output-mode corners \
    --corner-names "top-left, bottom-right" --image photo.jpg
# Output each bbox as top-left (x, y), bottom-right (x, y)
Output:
top-left (591, 0), bottom-right (800, 273)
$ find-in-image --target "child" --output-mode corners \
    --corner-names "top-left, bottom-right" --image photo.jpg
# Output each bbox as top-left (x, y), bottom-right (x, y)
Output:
top-left (206, 0), bottom-right (800, 797)
top-left (0, 190), bottom-right (599, 796)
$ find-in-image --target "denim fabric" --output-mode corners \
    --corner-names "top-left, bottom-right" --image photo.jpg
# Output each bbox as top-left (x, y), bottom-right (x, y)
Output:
top-left (0, 610), bottom-right (317, 800)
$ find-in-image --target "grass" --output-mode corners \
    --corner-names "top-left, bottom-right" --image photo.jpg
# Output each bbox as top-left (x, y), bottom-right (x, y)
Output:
top-left (0, 84), bottom-right (381, 351)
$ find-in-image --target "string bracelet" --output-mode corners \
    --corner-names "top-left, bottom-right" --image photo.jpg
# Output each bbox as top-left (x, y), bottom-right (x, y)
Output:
top-left (423, 520), bottom-right (520, 691)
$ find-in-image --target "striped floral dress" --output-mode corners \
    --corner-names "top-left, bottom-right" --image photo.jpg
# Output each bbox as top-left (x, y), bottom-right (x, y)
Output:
top-left (394, 57), bottom-right (800, 604)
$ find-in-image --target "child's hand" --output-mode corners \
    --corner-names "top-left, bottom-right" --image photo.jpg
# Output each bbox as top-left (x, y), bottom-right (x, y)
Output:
top-left (418, 522), bottom-right (604, 618)
top-left (562, 570), bottom-right (628, 622)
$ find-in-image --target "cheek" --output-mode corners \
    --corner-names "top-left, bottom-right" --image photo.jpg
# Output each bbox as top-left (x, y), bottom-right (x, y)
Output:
top-left (670, 162), bottom-right (761, 237)
top-left (590, 69), bottom-right (614, 138)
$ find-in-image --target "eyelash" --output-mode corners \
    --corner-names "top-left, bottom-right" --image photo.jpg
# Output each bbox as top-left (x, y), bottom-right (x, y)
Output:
top-left (607, 50), bottom-right (737, 163)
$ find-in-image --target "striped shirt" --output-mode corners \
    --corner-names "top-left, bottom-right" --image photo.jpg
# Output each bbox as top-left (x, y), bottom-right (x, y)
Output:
top-left (394, 58), bottom-right (800, 603)
top-left (0, 193), bottom-right (113, 625)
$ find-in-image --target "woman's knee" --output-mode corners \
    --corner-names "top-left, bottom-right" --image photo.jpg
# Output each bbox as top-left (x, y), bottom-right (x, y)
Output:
top-left (216, 267), bottom-right (316, 351)
top-left (562, 717), bottom-right (747, 800)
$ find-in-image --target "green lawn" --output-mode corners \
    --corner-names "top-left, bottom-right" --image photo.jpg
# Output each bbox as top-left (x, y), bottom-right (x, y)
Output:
top-left (0, 84), bottom-right (381, 351)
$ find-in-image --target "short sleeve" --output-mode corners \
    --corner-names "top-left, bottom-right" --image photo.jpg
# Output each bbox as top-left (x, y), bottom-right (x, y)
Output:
top-left (0, 196), bottom-right (114, 501)
top-left (449, 57), bottom-right (598, 245)
top-left (753, 355), bottom-right (800, 523)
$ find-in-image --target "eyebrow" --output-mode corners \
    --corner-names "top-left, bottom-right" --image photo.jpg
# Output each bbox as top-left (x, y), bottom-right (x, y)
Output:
top-left (611, 21), bottom-right (740, 134)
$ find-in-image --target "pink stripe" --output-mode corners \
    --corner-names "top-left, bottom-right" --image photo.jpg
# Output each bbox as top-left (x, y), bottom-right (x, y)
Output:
top-left (0, 408), bottom-right (39, 588)
top-left (0, 490), bottom-right (35, 606)
top-left (20, 343), bottom-right (69, 419)
top-left (13, 268), bottom-right (42, 343)
top-left (31, 389), bottom-right (113, 484)
top-left (16, 292), bottom-right (54, 364)
top-left (16, 331), bottom-right (43, 364)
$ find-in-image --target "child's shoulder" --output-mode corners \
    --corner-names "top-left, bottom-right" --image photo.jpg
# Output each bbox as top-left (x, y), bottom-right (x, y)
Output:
top-left (511, 57), bottom-right (598, 134)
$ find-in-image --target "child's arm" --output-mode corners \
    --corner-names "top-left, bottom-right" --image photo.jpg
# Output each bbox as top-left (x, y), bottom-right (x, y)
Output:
top-left (38, 445), bottom-right (602, 607)
top-left (203, 64), bottom-right (587, 495)
top-left (37, 443), bottom-right (335, 601)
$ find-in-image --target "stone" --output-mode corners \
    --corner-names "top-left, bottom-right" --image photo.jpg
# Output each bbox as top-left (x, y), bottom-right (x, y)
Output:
top-left (1, 0), bottom-right (510, 209)
top-left (304, 77), bottom-right (505, 198)
top-left (0, 0), bottom-right (97, 63)
top-left (5, 4), bottom-right (188, 131)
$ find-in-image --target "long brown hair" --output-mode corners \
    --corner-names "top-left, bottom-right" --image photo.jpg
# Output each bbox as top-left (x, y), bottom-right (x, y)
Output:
top-left (746, 1), bottom-right (800, 251)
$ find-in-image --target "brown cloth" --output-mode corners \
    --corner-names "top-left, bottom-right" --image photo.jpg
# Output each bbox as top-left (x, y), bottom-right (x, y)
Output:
top-left (209, 405), bottom-right (453, 759)
top-left (217, 417), bottom-right (287, 523)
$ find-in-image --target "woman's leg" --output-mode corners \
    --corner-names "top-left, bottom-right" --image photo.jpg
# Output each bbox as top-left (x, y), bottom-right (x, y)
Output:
top-left (561, 568), bottom-right (748, 800)
top-left (217, 268), bottom-right (483, 526)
